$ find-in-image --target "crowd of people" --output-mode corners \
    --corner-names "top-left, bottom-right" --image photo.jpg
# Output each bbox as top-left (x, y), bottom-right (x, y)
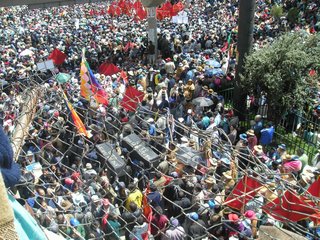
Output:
top-left (0, 0), bottom-right (320, 240)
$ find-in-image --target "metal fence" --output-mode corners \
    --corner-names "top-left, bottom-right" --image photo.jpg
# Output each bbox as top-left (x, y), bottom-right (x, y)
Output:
top-left (218, 87), bottom-right (319, 161)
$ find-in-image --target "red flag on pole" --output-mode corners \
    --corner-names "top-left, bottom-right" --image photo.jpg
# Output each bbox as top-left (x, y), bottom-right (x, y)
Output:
top-left (48, 48), bottom-right (67, 65)
top-left (307, 176), bottom-right (320, 198)
top-left (120, 86), bottom-right (145, 112)
top-left (98, 62), bottom-right (121, 76)
top-left (262, 191), bottom-right (317, 222)
top-left (224, 175), bottom-right (262, 210)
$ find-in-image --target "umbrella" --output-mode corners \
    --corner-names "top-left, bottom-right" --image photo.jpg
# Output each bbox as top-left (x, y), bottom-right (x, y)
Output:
top-left (192, 97), bottom-right (213, 107)
top-left (205, 59), bottom-right (221, 68)
top-left (55, 73), bottom-right (71, 84)
top-left (19, 49), bottom-right (34, 57)
top-left (204, 68), bottom-right (224, 77)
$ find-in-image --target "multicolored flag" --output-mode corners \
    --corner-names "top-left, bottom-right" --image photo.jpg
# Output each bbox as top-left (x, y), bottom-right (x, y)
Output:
top-left (80, 49), bottom-right (108, 105)
top-left (63, 92), bottom-right (89, 138)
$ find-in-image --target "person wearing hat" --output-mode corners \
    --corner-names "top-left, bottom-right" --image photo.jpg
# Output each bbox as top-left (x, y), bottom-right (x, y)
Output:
top-left (187, 212), bottom-right (207, 239)
top-left (241, 210), bottom-right (258, 239)
top-left (183, 79), bottom-right (195, 101)
top-left (282, 154), bottom-right (302, 175)
top-left (83, 162), bottom-right (97, 180)
top-left (147, 118), bottom-right (157, 136)
top-left (272, 144), bottom-right (287, 161)
top-left (246, 129), bottom-right (257, 150)
top-left (162, 218), bottom-right (186, 240)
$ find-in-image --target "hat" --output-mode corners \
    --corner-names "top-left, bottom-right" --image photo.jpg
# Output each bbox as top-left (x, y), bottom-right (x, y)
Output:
top-left (208, 89), bottom-right (214, 94)
top-left (178, 63), bottom-right (183, 67)
top-left (202, 86), bottom-right (208, 91)
top-left (26, 151), bottom-right (34, 157)
top-left (187, 109), bottom-right (192, 114)
top-left (170, 218), bottom-right (179, 227)
top-left (91, 195), bottom-right (100, 202)
top-left (61, 200), bottom-right (73, 210)
top-left (204, 176), bottom-right (216, 185)
top-left (190, 212), bottom-right (199, 221)
top-left (86, 163), bottom-right (92, 169)
top-left (70, 218), bottom-right (80, 227)
top-left (278, 144), bottom-right (286, 150)
top-left (181, 136), bottom-right (189, 143)
top-left (102, 198), bottom-right (110, 206)
top-left (239, 133), bottom-right (247, 141)
top-left (178, 117), bottom-right (184, 123)
top-left (212, 151), bottom-right (222, 159)
top-left (246, 129), bottom-right (255, 136)
top-left (170, 172), bottom-right (179, 178)
top-left (147, 118), bottom-right (154, 123)
top-left (253, 145), bottom-right (263, 154)
top-left (208, 200), bottom-right (215, 209)
top-left (65, 178), bottom-right (74, 185)
top-left (244, 210), bottom-right (256, 220)
top-left (165, 58), bottom-right (171, 62)
top-left (149, 67), bottom-right (154, 72)
top-left (284, 154), bottom-right (292, 160)
top-left (222, 170), bottom-right (232, 179)
top-left (228, 213), bottom-right (239, 222)
top-left (220, 157), bottom-right (230, 165)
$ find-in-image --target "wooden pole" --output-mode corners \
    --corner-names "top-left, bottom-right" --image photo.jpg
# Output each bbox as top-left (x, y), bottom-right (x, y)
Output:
top-left (11, 88), bottom-right (40, 160)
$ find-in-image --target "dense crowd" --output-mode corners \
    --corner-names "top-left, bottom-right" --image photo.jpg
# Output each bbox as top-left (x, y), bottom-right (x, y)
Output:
top-left (0, 0), bottom-right (320, 240)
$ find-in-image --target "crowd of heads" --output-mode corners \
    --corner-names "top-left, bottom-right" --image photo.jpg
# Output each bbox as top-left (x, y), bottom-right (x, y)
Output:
top-left (0, 0), bottom-right (320, 239)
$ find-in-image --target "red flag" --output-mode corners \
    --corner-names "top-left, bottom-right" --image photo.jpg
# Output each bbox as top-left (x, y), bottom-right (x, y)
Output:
top-left (98, 62), bottom-right (121, 76)
top-left (136, 7), bottom-right (147, 20)
top-left (142, 194), bottom-right (153, 240)
top-left (262, 191), bottom-right (317, 222)
top-left (108, 5), bottom-right (115, 16)
top-left (120, 86), bottom-right (145, 112)
top-left (133, 0), bottom-right (143, 10)
top-left (307, 176), bottom-right (320, 198)
top-left (48, 48), bottom-right (67, 65)
top-left (224, 175), bottom-right (262, 210)
top-left (172, 2), bottom-right (184, 16)
top-left (120, 70), bottom-right (128, 83)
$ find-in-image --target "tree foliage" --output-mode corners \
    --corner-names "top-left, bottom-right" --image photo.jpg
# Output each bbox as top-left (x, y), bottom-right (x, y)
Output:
top-left (240, 32), bottom-right (320, 122)
top-left (271, 4), bottom-right (283, 19)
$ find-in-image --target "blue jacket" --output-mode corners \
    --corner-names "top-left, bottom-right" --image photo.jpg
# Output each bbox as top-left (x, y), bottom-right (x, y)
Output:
top-left (0, 126), bottom-right (21, 187)
top-left (260, 127), bottom-right (275, 145)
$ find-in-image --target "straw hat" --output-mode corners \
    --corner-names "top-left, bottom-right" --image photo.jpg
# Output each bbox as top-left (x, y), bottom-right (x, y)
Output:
top-left (246, 129), bottom-right (255, 136)
top-left (204, 176), bottom-right (216, 185)
top-left (222, 170), bottom-right (232, 180)
top-left (60, 200), bottom-right (73, 210)
top-left (253, 145), bottom-right (263, 154)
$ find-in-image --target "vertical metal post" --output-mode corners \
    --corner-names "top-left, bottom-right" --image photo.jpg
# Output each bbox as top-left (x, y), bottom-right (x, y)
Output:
top-left (147, 7), bottom-right (158, 60)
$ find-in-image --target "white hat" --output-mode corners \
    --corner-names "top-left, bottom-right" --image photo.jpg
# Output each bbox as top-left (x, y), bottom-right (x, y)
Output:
top-left (181, 136), bottom-right (189, 143)
top-left (86, 163), bottom-right (92, 169)
top-left (147, 118), bottom-right (154, 123)
top-left (178, 117), bottom-right (184, 123)
top-left (91, 195), bottom-right (100, 202)
top-left (187, 109), bottom-right (192, 114)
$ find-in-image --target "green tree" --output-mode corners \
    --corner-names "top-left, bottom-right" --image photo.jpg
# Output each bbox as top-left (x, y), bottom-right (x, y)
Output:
top-left (271, 4), bottom-right (283, 20)
top-left (240, 32), bottom-right (320, 123)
